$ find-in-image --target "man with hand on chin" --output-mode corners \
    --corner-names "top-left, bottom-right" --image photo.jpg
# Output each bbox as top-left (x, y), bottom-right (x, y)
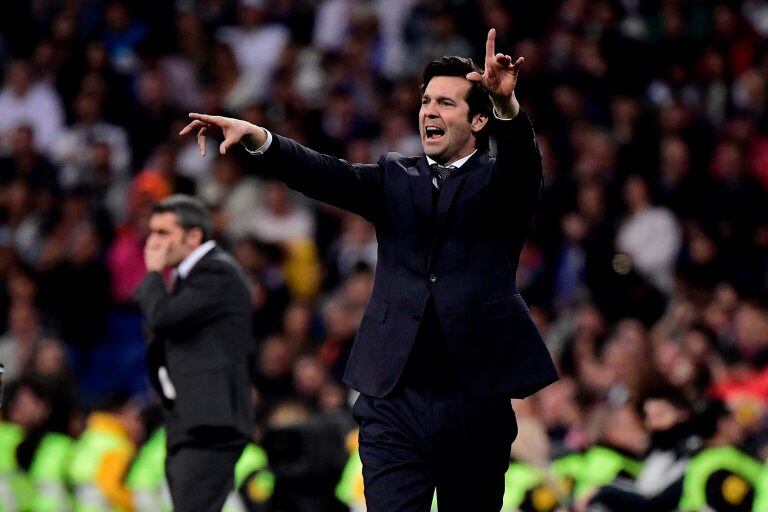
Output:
top-left (135, 195), bottom-right (254, 512)
top-left (180, 29), bottom-right (557, 511)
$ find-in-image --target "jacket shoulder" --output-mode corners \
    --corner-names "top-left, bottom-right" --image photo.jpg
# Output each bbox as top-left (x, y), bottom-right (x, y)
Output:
top-left (380, 152), bottom-right (420, 172)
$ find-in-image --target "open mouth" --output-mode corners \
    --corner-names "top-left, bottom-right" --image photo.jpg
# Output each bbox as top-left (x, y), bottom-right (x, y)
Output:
top-left (425, 126), bottom-right (445, 140)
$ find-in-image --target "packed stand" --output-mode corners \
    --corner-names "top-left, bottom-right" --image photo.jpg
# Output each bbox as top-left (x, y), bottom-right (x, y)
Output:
top-left (0, 0), bottom-right (767, 510)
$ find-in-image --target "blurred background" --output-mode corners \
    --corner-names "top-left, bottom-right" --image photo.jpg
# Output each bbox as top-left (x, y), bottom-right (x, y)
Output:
top-left (0, 0), bottom-right (767, 511)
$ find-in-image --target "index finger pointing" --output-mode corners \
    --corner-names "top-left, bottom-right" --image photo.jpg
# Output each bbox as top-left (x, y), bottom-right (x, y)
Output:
top-left (486, 28), bottom-right (496, 60)
top-left (188, 112), bottom-right (222, 125)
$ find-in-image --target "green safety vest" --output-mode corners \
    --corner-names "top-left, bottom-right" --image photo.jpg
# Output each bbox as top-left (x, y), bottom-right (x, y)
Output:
top-left (224, 443), bottom-right (274, 512)
top-left (125, 429), bottom-right (170, 512)
top-left (678, 446), bottom-right (761, 512)
top-left (755, 462), bottom-right (768, 512)
top-left (336, 447), bottom-right (364, 508)
top-left (503, 461), bottom-right (547, 511)
top-left (0, 422), bottom-right (27, 512)
top-left (28, 432), bottom-right (75, 512)
top-left (550, 452), bottom-right (583, 491)
top-left (126, 429), bottom-right (274, 512)
top-left (573, 445), bottom-right (642, 498)
top-left (68, 425), bottom-right (133, 512)
top-left (502, 455), bottom-right (583, 512)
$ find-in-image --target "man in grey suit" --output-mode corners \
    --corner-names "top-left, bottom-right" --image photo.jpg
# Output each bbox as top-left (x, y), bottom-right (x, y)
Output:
top-left (135, 195), bottom-right (254, 512)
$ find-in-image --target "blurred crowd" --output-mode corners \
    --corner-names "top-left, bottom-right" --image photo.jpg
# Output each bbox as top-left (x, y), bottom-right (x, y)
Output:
top-left (0, 0), bottom-right (768, 510)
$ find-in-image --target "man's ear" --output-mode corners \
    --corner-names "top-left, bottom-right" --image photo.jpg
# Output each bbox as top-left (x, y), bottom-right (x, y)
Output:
top-left (186, 227), bottom-right (204, 247)
top-left (471, 113), bottom-right (489, 134)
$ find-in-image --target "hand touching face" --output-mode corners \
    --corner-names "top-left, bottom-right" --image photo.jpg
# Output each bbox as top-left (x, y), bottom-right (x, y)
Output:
top-left (144, 212), bottom-right (198, 271)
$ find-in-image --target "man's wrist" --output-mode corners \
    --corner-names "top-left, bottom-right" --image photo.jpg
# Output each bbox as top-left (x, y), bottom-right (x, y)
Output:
top-left (490, 94), bottom-right (520, 120)
top-left (241, 125), bottom-right (268, 152)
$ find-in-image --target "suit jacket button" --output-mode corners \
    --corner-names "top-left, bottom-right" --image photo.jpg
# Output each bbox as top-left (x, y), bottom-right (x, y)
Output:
top-left (429, 274), bottom-right (437, 283)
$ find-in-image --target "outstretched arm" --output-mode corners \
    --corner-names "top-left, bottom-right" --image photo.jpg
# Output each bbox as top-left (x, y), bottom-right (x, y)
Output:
top-left (179, 114), bottom-right (383, 221)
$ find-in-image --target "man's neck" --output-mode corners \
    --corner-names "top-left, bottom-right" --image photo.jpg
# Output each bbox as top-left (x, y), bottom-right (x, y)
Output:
top-left (426, 149), bottom-right (478, 169)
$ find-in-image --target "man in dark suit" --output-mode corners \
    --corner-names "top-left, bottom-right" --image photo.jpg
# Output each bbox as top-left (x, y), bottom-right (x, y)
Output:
top-left (135, 195), bottom-right (254, 512)
top-left (181, 28), bottom-right (557, 511)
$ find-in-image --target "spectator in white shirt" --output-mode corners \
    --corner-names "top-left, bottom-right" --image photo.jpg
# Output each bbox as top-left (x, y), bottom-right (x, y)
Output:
top-left (51, 92), bottom-right (131, 189)
top-left (616, 175), bottom-right (682, 295)
top-left (0, 61), bottom-right (64, 154)
top-left (215, 0), bottom-right (289, 103)
top-left (251, 180), bottom-right (314, 244)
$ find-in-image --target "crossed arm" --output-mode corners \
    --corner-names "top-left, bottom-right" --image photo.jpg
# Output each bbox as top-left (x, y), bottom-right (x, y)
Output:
top-left (134, 266), bottom-right (230, 333)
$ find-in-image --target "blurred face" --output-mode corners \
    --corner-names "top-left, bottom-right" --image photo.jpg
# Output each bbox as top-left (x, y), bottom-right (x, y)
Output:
top-left (603, 405), bottom-right (648, 455)
top-left (8, 386), bottom-right (49, 429)
top-left (623, 176), bottom-right (650, 212)
top-left (147, 212), bottom-right (202, 267)
top-left (119, 402), bottom-right (145, 445)
top-left (419, 76), bottom-right (487, 164)
top-left (644, 398), bottom-right (689, 432)
top-left (7, 63), bottom-right (32, 95)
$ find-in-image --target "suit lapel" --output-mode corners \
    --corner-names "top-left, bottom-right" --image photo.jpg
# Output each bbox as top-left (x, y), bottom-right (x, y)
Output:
top-left (175, 246), bottom-right (219, 293)
top-left (408, 151), bottom-right (489, 269)
top-left (434, 150), bottom-right (488, 234)
top-left (408, 157), bottom-right (433, 221)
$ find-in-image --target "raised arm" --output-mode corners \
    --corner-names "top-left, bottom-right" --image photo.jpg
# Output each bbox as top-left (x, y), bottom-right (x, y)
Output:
top-left (179, 114), bottom-right (382, 221)
top-left (468, 29), bottom-right (542, 196)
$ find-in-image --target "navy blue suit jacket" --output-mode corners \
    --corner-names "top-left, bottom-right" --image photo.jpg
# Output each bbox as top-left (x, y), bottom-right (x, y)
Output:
top-left (254, 111), bottom-right (558, 398)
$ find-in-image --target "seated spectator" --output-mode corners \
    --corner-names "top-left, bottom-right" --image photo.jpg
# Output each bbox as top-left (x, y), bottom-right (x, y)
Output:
top-left (0, 61), bottom-right (64, 153)
top-left (616, 175), bottom-right (682, 295)
top-left (50, 91), bottom-right (131, 190)
top-left (0, 302), bottom-right (45, 384)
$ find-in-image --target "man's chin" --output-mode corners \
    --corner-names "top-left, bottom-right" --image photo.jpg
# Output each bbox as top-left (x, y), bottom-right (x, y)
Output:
top-left (423, 146), bottom-right (445, 160)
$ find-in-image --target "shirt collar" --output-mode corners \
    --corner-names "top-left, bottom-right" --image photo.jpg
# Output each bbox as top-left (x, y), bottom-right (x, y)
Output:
top-left (425, 149), bottom-right (477, 169)
top-left (177, 240), bottom-right (216, 279)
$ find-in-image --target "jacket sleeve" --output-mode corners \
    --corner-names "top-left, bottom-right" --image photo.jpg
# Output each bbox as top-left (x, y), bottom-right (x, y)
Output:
top-left (250, 134), bottom-right (384, 222)
top-left (134, 265), bottom-right (231, 334)
top-left (490, 109), bottom-right (543, 207)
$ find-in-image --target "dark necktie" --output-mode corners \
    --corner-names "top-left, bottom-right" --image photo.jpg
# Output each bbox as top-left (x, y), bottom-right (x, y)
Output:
top-left (429, 163), bottom-right (456, 188)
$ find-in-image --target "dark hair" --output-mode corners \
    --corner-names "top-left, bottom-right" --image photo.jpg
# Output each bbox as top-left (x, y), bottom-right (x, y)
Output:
top-left (152, 194), bottom-right (213, 241)
top-left (96, 390), bottom-right (135, 413)
top-left (421, 56), bottom-right (493, 151)
top-left (643, 384), bottom-right (692, 412)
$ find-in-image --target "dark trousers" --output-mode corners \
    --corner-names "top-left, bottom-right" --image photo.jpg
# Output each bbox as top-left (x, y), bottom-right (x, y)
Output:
top-left (165, 435), bottom-right (246, 512)
top-left (353, 386), bottom-right (517, 512)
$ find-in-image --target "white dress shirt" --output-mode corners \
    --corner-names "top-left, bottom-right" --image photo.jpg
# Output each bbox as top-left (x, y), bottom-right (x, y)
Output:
top-left (176, 239), bottom-right (217, 280)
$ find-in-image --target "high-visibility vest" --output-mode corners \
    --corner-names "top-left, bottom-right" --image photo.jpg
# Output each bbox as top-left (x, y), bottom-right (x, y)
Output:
top-left (125, 429), bottom-right (171, 512)
top-left (0, 422), bottom-right (29, 512)
top-left (678, 446), bottom-right (761, 512)
top-left (68, 424), bottom-right (133, 512)
top-left (755, 462), bottom-right (768, 512)
top-left (502, 454), bottom-right (583, 512)
top-left (573, 445), bottom-right (642, 497)
top-left (126, 429), bottom-right (274, 512)
top-left (550, 452), bottom-right (583, 496)
top-left (28, 432), bottom-right (75, 512)
top-left (228, 443), bottom-right (274, 511)
top-left (336, 446), bottom-right (365, 511)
